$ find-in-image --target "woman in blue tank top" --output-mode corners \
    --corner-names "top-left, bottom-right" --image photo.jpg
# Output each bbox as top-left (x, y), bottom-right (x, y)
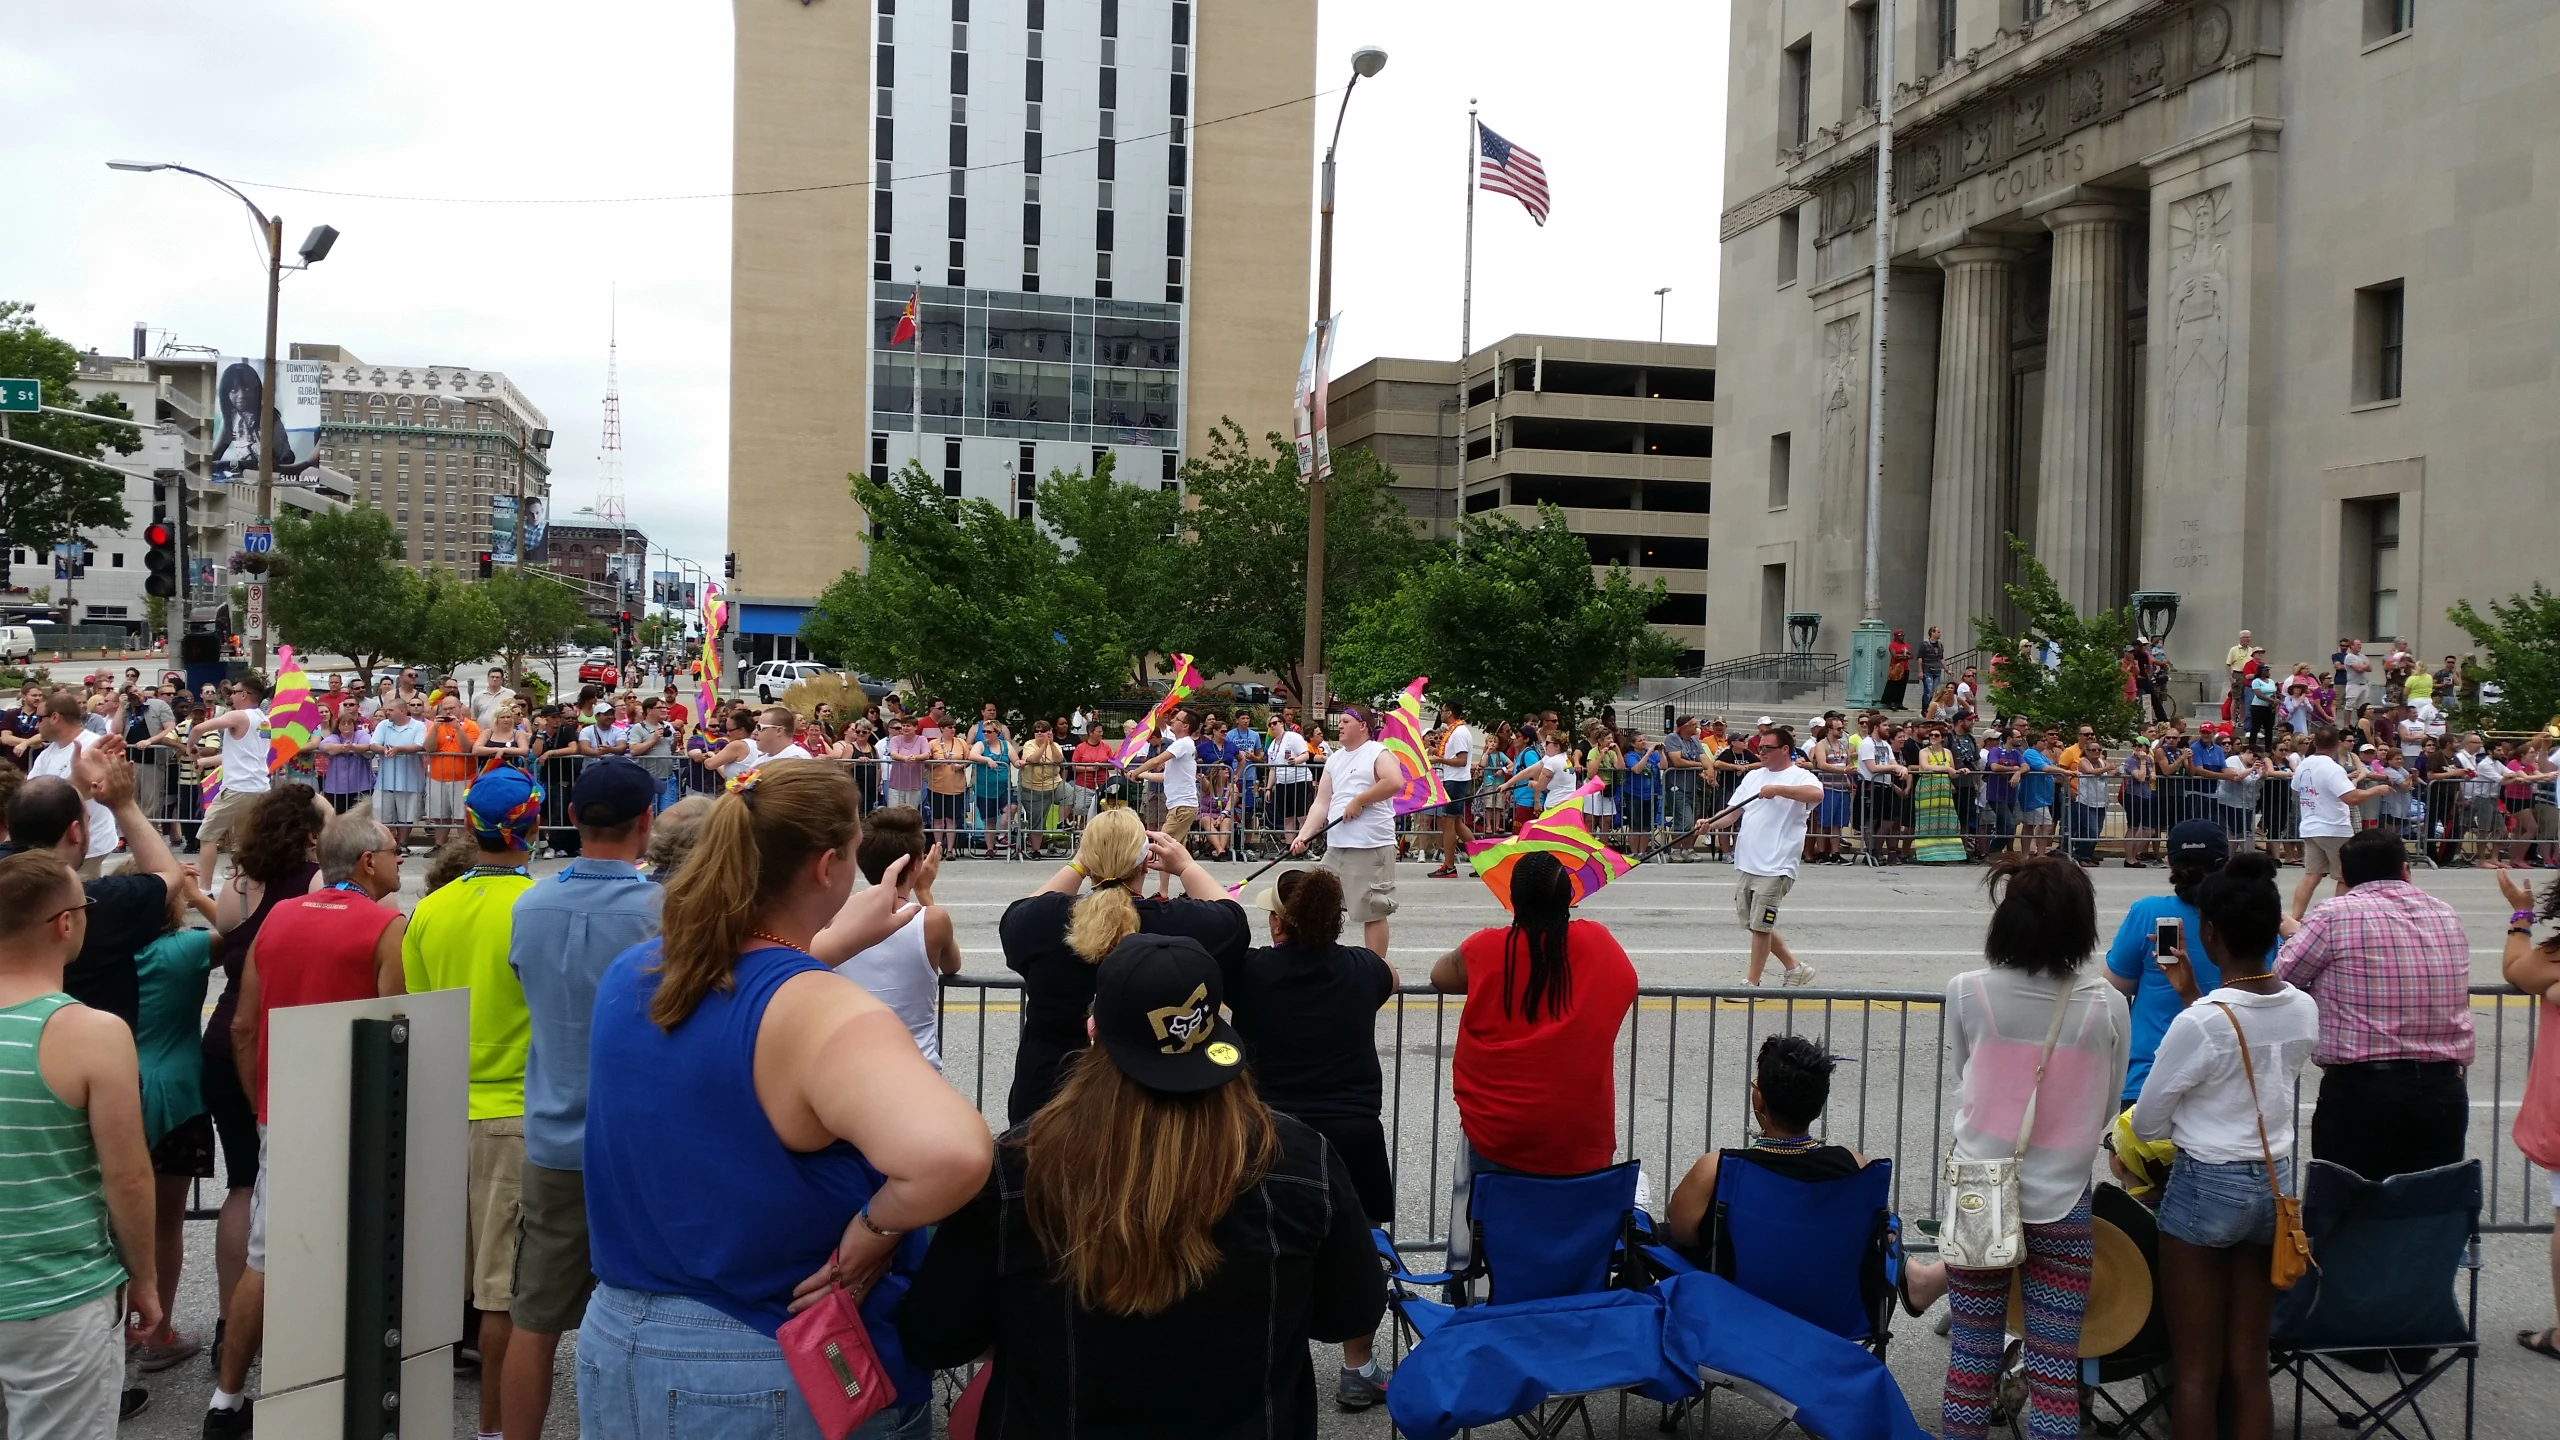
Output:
top-left (578, 760), bottom-right (993, 1440)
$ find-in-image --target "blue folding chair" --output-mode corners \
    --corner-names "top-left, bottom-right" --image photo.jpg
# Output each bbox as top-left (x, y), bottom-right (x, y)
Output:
top-left (2270, 1158), bottom-right (2480, 1440)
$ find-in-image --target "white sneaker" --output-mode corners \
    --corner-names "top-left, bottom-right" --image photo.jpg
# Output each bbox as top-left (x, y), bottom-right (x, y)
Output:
top-left (1782, 962), bottom-right (1817, 987)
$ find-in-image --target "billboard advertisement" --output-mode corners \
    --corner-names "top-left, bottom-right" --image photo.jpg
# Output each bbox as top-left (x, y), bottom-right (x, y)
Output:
top-left (521, 496), bottom-right (547, 566)
top-left (490, 495), bottom-right (520, 565)
top-left (210, 357), bottom-right (327, 486)
top-left (1290, 315), bottom-right (1340, 483)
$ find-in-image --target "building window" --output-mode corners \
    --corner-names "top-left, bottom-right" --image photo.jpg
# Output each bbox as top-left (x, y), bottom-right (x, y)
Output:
top-left (1782, 40), bottom-right (1812, 146)
top-left (2020, 0), bottom-right (2049, 22)
top-left (1853, 3), bottom-right (1878, 111)
top-left (2346, 496), bottom-right (2401, 639)
top-left (1777, 209), bottom-right (1800, 286)
top-left (2354, 280), bottom-right (2405, 404)
top-left (1017, 442), bottom-right (1038, 520)
top-left (2364, 0), bottom-right (2415, 43)
top-left (942, 438), bottom-right (963, 500)
top-left (871, 432), bottom-right (890, 486)
top-left (1768, 433), bottom-right (1791, 510)
top-left (1936, 0), bottom-right (1958, 67)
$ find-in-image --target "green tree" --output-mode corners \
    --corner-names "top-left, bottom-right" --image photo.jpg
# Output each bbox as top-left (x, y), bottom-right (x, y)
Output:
top-left (1178, 422), bottom-right (1435, 700)
top-left (0, 302), bottom-right (139, 551)
top-left (268, 503), bottom-right (414, 685)
top-left (2447, 583), bottom-right (2560, 732)
top-left (1969, 534), bottom-right (2141, 741)
top-left (403, 567), bottom-right (502, 683)
top-left (481, 569), bottom-right (589, 676)
top-left (802, 462), bottom-right (1124, 721)
top-left (1034, 451), bottom-right (1187, 683)
top-left (636, 612), bottom-right (680, 651)
top-left (1329, 503), bottom-right (1683, 722)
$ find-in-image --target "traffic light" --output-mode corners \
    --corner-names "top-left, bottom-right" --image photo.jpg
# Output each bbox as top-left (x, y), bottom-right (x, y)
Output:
top-left (477, 551), bottom-right (493, 580)
top-left (144, 490), bottom-right (177, 598)
top-left (723, 552), bottom-right (737, 580)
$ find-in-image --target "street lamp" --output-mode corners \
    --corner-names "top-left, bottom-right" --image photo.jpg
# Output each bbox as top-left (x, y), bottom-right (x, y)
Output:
top-left (1299, 45), bottom-right (1387, 720)
top-left (108, 160), bottom-right (334, 671)
top-left (1653, 287), bottom-right (1672, 344)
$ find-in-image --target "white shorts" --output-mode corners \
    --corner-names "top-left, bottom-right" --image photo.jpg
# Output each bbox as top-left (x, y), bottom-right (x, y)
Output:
top-left (0, 1294), bottom-right (120, 1438)
top-left (426, 777), bottom-right (470, 822)
top-left (374, 788), bottom-right (422, 826)
top-left (248, 1126), bottom-right (269, 1272)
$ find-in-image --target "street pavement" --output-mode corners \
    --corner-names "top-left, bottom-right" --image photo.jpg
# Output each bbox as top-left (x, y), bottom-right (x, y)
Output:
top-left (114, 853), bottom-right (2557, 1438)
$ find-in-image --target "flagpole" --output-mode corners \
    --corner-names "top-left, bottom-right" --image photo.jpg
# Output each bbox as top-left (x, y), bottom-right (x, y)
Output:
top-left (910, 265), bottom-right (924, 474)
top-left (1455, 100), bottom-right (1477, 538)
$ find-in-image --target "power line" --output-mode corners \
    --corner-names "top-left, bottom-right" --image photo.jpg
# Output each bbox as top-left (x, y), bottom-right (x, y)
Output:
top-left (220, 86), bottom-right (1337, 207)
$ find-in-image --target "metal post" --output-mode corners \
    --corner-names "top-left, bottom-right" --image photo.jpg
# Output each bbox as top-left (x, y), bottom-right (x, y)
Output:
top-left (1846, 0), bottom-right (1897, 707)
top-left (1302, 144), bottom-right (1336, 713)
top-left (1457, 102), bottom-right (1477, 536)
top-left (344, 1016), bottom-right (410, 1440)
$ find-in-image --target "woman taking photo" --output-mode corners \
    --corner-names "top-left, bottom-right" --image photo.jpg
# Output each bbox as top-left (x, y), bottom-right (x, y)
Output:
top-left (2127, 851), bottom-right (2318, 1440)
top-left (1229, 867), bottom-right (1400, 1407)
top-left (896, 932), bottom-right (1387, 1437)
top-left (1939, 855), bottom-right (2129, 1440)
top-left (1431, 851), bottom-right (1639, 1185)
top-left (998, 806), bottom-right (1249, 1125)
top-left (578, 760), bottom-right (991, 1440)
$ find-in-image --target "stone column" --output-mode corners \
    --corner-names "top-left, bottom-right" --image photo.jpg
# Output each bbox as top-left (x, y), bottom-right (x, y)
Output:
top-left (2033, 203), bottom-right (2137, 615)
top-left (1925, 241), bottom-right (2020, 641)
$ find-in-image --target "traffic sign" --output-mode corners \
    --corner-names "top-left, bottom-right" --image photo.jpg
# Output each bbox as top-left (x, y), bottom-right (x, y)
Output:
top-left (243, 524), bottom-right (273, 554)
top-left (0, 378), bottom-right (39, 413)
top-left (246, 582), bottom-right (266, 638)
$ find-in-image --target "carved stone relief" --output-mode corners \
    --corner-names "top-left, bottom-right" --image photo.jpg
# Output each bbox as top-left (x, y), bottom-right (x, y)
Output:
top-left (2014, 90), bottom-right (2050, 145)
top-left (2194, 7), bottom-right (2232, 67)
top-left (1821, 315), bottom-right (1864, 509)
top-left (1908, 142), bottom-right (1945, 193)
top-left (2067, 68), bottom-right (2104, 123)
top-left (2164, 186), bottom-right (2233, 476)
top-left (1960, 115), bottom-right (1996, 170)
top-left (2127, 38), bottom-right (2165, 91)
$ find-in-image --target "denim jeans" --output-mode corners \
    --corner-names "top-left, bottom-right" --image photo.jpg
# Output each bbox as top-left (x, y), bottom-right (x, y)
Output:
top-left (2158, 1154), bottom-right (2286, 1248)
top-left (1985, 800), bottom-right (2020, 852)
top-left (577, 1284), bottom-right (927, 1440)
top-left (654, 771), bottom-right (682, 812)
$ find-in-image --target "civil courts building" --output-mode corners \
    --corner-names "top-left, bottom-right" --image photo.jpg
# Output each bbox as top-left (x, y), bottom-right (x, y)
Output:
top-left (1710, 0), bottom-right (2558, 678)
top-left (724, 0), bottom-right (1314, 664)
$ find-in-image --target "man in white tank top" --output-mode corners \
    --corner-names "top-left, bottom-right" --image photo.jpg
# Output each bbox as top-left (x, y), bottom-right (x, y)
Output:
top-left (198, 674), bottom-right (273, 886)
top-left (1289, 706), bottom-right (1407, 956)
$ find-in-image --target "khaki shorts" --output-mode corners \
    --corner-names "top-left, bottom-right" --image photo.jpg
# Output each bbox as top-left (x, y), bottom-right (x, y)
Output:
top-left (510, 1161), bottom-right (594, 1334)
top-left (1735, 870), bottom-right (1794, 934)
top-left (1326, 843), bottom-right (1398, 923)
top-left (2301, 834), bottom-right (2347, 877)
top-left (198, 787), bottom-right (263, 846)
top-left (426, 777), bottom-right (471, 823)
top-left (374, 787), bottom-right (422, 826)
top-left (467, 1117), bottom-right (527, 1312)
top-left (1162, 806), bottom-right (1197, 843)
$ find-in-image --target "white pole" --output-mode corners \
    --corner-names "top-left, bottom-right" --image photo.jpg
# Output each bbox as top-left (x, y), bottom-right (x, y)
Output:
top-left (1456, 101), bottom-right (1477, 535)
top-left (911, 265), bottom-right (924, 475)
top-left (1860, 0), bottom-right (1896, 626)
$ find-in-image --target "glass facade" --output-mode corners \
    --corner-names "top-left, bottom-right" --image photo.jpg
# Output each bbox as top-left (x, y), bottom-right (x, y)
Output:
top-left (870, 282), bottom-right (1182, 446)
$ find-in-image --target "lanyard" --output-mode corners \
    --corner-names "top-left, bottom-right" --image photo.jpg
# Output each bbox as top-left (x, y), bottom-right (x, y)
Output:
top-left (464, 864), bottom-right (530, 880)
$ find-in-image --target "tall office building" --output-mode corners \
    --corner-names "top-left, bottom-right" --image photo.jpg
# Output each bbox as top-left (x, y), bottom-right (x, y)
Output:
top-left (726, 0), bottom-right (1315, 664)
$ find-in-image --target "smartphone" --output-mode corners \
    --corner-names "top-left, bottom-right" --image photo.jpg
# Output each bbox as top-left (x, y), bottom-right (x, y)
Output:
top-left (2155, 917), bottom-right (2182, 959)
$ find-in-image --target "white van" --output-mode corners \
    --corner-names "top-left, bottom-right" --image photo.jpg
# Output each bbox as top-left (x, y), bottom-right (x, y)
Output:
top-left (0, 626), bottom-right (35, 662)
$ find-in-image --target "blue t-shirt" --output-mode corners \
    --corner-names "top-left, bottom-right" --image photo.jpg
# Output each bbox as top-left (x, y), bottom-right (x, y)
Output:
top-left (2017, 749), bottom-right (2055, 812)
top-left (2103, 892), bottom-right (2271, 1103)
top-left (508, 859), bottom-right (664, 1170)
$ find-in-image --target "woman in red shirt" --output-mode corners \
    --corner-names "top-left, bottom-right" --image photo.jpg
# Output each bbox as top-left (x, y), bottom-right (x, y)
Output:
top-left (1429, 851), bottom-right (1639, 1179)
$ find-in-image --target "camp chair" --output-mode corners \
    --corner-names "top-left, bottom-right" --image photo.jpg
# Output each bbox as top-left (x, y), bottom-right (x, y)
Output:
top-left (1637, 1155), bottom-right (1900, 1434)
top-left (2269, 1159), bottom-right (2480, 1440)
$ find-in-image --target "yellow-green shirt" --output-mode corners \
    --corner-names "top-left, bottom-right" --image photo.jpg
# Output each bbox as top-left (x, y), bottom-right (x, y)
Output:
top-left (402, 869), bottom-right (536, 1119)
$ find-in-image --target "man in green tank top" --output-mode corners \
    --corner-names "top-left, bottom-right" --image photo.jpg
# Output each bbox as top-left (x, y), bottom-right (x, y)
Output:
top-left (0, 849), bottom-right (160, 1436)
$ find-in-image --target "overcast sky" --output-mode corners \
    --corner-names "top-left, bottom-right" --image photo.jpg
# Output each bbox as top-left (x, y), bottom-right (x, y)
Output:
top-left (2, 1), bottom-right (1728, 571)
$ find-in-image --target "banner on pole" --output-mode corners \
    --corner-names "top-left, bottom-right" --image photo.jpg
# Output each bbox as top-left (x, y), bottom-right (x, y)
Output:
top-left (1291, 316), bottom-right (1341, 482)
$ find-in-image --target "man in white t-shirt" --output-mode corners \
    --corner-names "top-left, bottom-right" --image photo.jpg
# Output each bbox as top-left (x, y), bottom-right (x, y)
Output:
top-left (2290, 725), bottom-right (2395, 920)
top-left (1290, 706), bottom-right (1407, 955)
top-left (2339, 639), bottom-right (2372, 714)
top-left (25, 690), bottom-right (120, 875)
top-left (471, 668), bottom-right (516, 731)
top-left (733, 705), bottom-right (814, 781)
top-left (197, 674), bottom-right (274, 885)
top-left (1132, 708), bottom-right (1201, 898)
top-left (1429, 697), bottom-right (1477, 879)
top-left (1696, 725), bottom-right (1825, 987)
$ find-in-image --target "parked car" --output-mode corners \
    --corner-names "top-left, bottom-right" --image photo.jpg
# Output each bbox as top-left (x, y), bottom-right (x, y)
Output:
top-left (752, 659), bottom-right (837, 703)
top-left (0, 626), bottom-right (34, 662)
top-left (578, 655), bottom-right (621, 687)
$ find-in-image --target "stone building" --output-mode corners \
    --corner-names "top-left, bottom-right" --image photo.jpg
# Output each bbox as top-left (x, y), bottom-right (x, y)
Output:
top-left (1710, 0), bottom-right (2559, 677)
top-left (725, 0), bottom-right (1315, 656)
top-left (1328, 334), bottom-right (1717, 666)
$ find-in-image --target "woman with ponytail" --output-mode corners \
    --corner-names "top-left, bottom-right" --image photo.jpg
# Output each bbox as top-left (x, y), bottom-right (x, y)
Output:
top-left (999, 806), bottom-right (1248, 1125)
top-left (1428, 850), bottom-right (1639, 1179)
top-left (576, 760), bottom-right (994, 1440)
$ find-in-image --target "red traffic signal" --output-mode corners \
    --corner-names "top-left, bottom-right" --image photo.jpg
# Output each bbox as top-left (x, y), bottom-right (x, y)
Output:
top-left (144, 523), bottom-right (172, 547)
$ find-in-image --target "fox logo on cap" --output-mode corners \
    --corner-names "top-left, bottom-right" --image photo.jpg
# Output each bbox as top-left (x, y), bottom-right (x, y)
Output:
top-left (1147, 983), bottom-right (1214, 1054)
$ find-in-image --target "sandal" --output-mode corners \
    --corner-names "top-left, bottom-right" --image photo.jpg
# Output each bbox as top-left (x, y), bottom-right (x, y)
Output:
top-left (2520, 1329), bottom-right (2560, 1363)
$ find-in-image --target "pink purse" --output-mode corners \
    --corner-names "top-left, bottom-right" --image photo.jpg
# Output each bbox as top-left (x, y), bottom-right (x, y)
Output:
top-left (777, 1266), bottom-right (897, 1440)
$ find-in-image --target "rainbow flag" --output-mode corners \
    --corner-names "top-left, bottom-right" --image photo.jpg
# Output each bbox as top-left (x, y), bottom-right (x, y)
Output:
top-left (1465, 779), bottom-right (1634, 911)
top-left (697, 584), bottom-right (727, 724)
top-left (1113, 653), bottom-right (1203, 769)
top-left (1376, 677), bottom-right (1449, 817)
top-left (264, 646), bottom-right (323, 774)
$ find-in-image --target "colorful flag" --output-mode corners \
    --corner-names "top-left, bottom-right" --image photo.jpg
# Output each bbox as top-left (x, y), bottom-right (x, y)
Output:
top-left (1477, 122), bottom-right (1551, 226)
top-left (1376, 677), bottom-right (1450, 817)
top-left (1465, 780), bottom-right (1634, 911)
top-left (889, 288), bottom-right (920, 347)
top-left (263, 645), bottom-right (323, 774)
top-left (1113, 653), bottom-right (1203, 769)
top-left (697, 583), bottom-right (727, 724)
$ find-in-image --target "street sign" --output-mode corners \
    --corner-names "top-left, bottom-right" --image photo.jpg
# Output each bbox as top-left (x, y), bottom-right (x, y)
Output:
top-left (243, 524), bottom-right (273, 554)
top-left (0, 378), bottom-right (39, 413)
top-left (246, 582), bottom-right (266, 638)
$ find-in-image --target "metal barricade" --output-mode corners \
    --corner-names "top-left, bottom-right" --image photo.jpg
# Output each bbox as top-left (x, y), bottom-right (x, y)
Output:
top-left (927, 975), bottom-right (2553, 1245)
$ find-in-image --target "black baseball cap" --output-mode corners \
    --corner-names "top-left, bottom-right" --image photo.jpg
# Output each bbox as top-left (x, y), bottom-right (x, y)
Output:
top-left (571, 758), bottom-right (656, 827)
top-left (2165, 819), bottom-right (2229, 865)
top-left (1091, 934), bottom-right (1246, 1093)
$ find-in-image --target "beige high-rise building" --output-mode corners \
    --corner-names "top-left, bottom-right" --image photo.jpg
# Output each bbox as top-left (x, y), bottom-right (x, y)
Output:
top-left (726, 0), bottom-right (1314, 665)
top-left (1710, 0), bottom-right (2560, 677)
top-left (1329, 335), bottom-right (1717, 667)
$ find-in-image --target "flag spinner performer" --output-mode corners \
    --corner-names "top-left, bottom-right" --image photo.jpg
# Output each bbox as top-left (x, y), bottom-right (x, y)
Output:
top-left (1694, 724), bottom-right (1824, 988)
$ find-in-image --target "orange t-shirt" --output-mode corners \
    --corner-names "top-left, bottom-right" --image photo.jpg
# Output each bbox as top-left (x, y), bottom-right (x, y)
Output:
top-left (426, 717), bottom-right (482, 783)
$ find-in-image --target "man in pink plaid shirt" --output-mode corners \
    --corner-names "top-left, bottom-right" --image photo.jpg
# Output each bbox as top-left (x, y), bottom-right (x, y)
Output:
top-left (2277, 829), bottom-right (2473, 1182)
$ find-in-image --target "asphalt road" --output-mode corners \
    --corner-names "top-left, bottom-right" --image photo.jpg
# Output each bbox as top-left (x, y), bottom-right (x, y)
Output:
top-left (105, 854), bottom-right (2557, 1438)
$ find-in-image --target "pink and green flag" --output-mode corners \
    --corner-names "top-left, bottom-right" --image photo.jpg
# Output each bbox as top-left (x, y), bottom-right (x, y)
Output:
top-left (263, 646), bottom-right (323, 774)
top-left (1376, 676), bottom-right (1449, 817)
top-left (1114, 653), bottom-right (1203, 769)
top-left (1465, 779), bottom-right (1634, 911)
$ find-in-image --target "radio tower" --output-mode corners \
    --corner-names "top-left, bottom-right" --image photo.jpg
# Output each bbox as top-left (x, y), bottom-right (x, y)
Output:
top-left (595, 291), bottom-right (627, 529)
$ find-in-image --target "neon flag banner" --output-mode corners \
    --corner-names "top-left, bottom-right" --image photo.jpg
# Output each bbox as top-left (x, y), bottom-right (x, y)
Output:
top-left (263, 645), bottom-right (323, 774)
top-left (1113, 653), bottom-right (1203, 769)
top-left (697, 584), bottom-right (727, 724)
top-left (1376, 677), bottom-right (1449, 817)
top-left (1465, 779), bottom-right (1635, 911)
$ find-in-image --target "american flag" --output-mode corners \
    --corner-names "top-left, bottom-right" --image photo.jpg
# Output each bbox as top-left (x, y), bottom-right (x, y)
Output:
top-left (1477, 122), bottom-right (1550, 226)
